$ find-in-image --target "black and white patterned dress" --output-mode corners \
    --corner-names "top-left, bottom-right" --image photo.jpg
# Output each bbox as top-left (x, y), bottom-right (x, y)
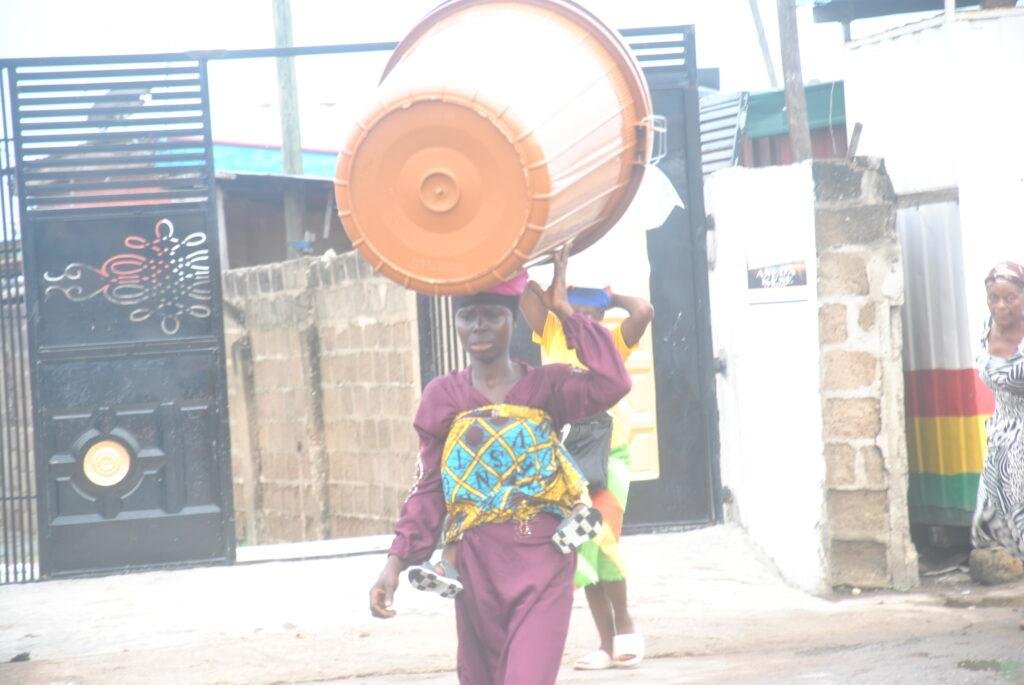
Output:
top-left (972, 323), bottom-right (1024, 559)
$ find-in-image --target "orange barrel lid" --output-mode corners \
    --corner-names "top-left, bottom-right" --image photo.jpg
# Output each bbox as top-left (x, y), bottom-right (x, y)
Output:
top-left (336, 91), bottom-right (552, 295)
top-left (336, 0), bottom-right (653, 295)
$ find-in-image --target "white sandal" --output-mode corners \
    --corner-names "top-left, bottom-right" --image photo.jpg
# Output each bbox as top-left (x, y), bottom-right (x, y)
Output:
top-left (407, 561), bottom-right (463, 598)
top-left (574, 649), bottom-right (613, 671)
top-left (612, 633), bottom-right (645, 668)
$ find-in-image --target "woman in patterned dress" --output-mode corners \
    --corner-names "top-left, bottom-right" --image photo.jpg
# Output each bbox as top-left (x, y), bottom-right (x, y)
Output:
top-left (972, 262), bottom-right (1024, 571)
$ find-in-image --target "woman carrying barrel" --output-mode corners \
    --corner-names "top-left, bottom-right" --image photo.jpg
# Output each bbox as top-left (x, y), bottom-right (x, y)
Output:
top-left (973, 262), bottom-right (1024, 571)
top-left (368, 247), bottom-right (631, 684)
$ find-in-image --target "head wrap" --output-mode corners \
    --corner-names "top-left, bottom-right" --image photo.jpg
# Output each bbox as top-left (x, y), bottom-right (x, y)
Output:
top-left (567, 286), bottom-right (612, 309)
top-left (985, 262), bottom-right (1024, 290)
top-left (452, 270), bottom-right (528, 314)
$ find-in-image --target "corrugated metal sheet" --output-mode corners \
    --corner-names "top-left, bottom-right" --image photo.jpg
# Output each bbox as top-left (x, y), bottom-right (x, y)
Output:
top-left (699, 92), bottom-right (747, 177)
top-left (898, 202), bottom-right (973, 372)
top-left (745, 81), bottom-right (846, 139)
top-left (898, 201), bottom-right (990, 527)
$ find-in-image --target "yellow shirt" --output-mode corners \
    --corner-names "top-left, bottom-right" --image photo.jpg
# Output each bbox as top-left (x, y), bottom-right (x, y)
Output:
top-left (533, 312), bottom-right (636, 449)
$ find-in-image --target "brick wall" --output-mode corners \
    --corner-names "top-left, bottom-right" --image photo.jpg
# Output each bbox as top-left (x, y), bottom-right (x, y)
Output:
top-left (222, 252), bottom-right (420, 545)
top-left (814, 158), bottom-right (919, 590)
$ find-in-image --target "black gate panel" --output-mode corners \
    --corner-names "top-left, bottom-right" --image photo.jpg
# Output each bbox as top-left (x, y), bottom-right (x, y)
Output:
top-left (40, 351), bottom-right (227, 571)
top-left (626, 27), bottom-right (721, 528)
top-left (8, 58), bottom-right (234, 577)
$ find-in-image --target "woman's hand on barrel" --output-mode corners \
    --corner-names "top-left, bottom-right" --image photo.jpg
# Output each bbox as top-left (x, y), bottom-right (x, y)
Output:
top-left (527, 243), bottom-right (575, 321)
top-left (369, 555), bottom-right (405, 618)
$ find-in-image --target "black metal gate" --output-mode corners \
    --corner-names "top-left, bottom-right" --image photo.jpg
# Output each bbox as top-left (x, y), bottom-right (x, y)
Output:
top-left (626, 26), bottom-right (721, 528)
top-left (3, 55), bottom-right (234, 580)
top-left (415, 26), bottom-right (722, 530)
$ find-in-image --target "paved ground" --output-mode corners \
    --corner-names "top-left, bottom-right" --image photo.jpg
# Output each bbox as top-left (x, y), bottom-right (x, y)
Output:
top-left (1, 524), bottom-right (1021, 684)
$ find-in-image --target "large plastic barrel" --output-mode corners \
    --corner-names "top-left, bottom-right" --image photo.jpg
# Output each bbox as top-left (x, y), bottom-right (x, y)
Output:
top-left (335, 0), bottom-right (656, 295)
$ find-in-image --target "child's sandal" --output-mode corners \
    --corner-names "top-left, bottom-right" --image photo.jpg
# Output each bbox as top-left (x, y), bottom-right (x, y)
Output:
top-left (552, 505), bottom-right (603, 554)
top-left (407, 560), bottom-right (463, 598)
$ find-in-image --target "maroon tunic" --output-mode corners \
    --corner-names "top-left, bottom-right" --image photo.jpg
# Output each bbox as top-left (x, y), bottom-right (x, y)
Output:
top-left (389, 313), bottom-right (631, 685)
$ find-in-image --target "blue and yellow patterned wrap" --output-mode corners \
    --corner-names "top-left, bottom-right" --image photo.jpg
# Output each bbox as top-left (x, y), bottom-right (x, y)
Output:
top-left (441, 404), bottom-right (586, 544)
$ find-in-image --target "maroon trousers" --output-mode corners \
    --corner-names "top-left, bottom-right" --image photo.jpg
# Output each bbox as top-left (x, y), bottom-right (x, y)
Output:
top-left (453, 514), bottom-right (576, 685)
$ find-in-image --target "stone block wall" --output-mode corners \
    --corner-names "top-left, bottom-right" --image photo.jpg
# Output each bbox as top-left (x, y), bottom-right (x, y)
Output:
top-left (814, 158), bottom-right (919, 590)
top-left (222, 252), bottom-right (420, 545)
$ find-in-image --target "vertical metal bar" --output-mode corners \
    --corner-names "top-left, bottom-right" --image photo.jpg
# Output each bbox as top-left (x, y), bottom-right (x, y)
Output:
top-left (197, 57), bottom-right (236, 562)
top-left (0, 66), bottom-right (15, 582)
top-left (423, 295), bottom-right (430, 384)
top-left (683, 27), bottom-right (723, 523)
top-left (5, 65), bottom-right (36, 580)
top-left (458, 298), bottom-right (467, 369)
top-left (454, 298), bottom-right (462, 371)
top-left (428, 296), bottom-right (436, 382)
top-left (0, 64), bottom-right (21, 582)
top-left (434, 298), bottom-right (444, 378)
top-left (439, 298), bottom-right (449, 376)
top-left (415, 294), bottom-right (431, 387)
top-left (439, 299), bottom-right (447, 375)
top-left (446, 297), bottom-right (457, 375)
top-left (442, 298), bottom-right (450, 374)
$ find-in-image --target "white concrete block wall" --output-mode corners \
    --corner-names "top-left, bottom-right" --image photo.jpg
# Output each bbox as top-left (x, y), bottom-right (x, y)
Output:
top-left (706, 162), bottom-right (830, 594)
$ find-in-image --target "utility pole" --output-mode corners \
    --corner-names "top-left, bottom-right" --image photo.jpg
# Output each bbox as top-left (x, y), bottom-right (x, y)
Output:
top-left (748, 0), bottom-right (779, 89)
top-left (776, 0), bottom-right (812, 162)
top-left (273, 0), bottom-right (306, 258)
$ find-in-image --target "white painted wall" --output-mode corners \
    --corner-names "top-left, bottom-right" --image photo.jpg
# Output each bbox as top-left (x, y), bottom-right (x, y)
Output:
top-left (706, 162), bottom-right (829, 594)
top-left (842, 9), bottom-right (1024, 335)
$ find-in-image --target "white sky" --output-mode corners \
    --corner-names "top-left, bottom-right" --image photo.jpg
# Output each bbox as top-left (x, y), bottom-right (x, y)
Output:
top-left (0, 1), bottom-right (925, 151)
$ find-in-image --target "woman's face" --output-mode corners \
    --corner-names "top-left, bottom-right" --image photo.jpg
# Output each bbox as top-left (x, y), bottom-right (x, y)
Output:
top-left (986, 279), bottom-right (1024, 328)
top-left (455, 304), bottom-right (513, 363)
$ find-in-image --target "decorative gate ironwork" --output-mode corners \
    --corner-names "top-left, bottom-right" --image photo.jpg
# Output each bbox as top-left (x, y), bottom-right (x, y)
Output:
top-left (414, 26), bottom-right (722, 530)
top-left (4, 55), bottom-right (234, 580)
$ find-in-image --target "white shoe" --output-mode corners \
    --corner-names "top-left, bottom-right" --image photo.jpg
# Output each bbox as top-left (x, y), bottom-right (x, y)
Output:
top-left (612, 633), bottom-right (645, 668)
top-left (574, 649), bottom-right (613, 671)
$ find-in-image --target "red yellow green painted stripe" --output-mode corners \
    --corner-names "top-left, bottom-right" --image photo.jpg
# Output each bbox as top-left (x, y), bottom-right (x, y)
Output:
top-left (905, 369), bottom-right (991, 527)
top-left (905, 369), bottom-right (993, 418)
top-left (906, 415), bottom-right (987, 475)
top-left (908, 473), bottom-right (980, 527)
